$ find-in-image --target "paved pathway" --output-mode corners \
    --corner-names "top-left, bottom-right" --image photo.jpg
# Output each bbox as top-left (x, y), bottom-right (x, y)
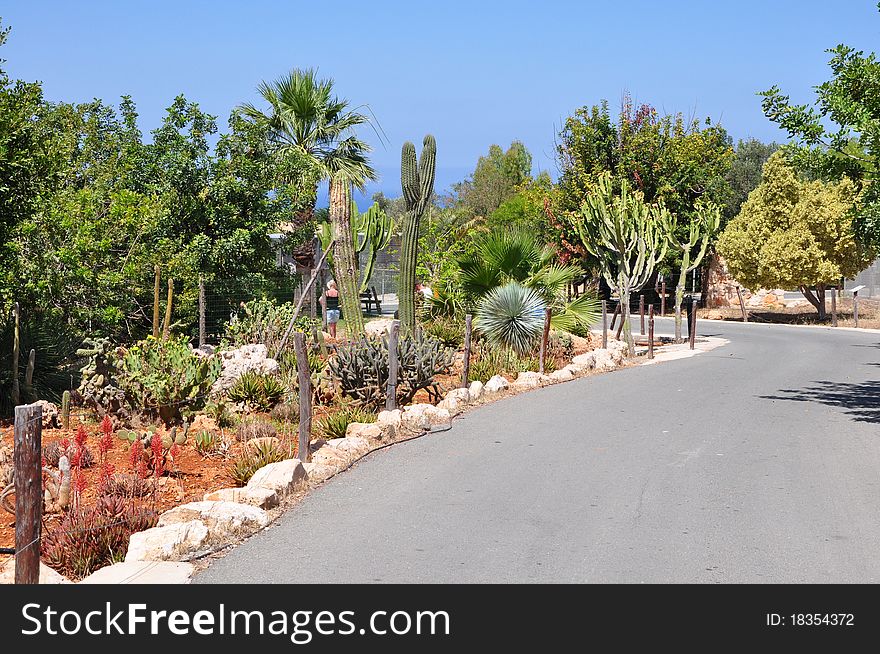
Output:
top-left (197, 318), bottom-right (880, 583)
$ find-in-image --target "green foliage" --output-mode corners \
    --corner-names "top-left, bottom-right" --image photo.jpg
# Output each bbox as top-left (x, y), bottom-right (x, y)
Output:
top-left (567, 173), bottom-right (671, 354)
top-left (228, 440), bottom-right (286, 486)
top-left (227, 371), bottom-right (285, 412)
top-left (0, 311), bottom-right (81, 417)
top-left (475, 283), bottom-right (545, 355)
top-left (223, 298), bottom-right (300, 354)
top-left (717, 153), bottom-right (873, 313)
top-left (421, 316), bottom-right (465, 348)
top-left (468, 341), bottom-right (553, 383)
top-left (760, 9), bottom-right (880, 246)
top-left (457, 228), bottom-right (600, 333)
top-left (193, 430), bottom-right (222, 456)
top-left (318, 200), bottom-right (392, 291)
top-left (553, 95), bottom-right (732, 266)
top-left (317, 406), bottom-right (377, 440)
top-left (399, 135), bottom-right (437, 333)
top-left (329, 332), bottom-right (455, 408)
top-left (118, 335), bottom-right (221, 424)
top-left (452, 141), bottom-right (533, 219)
top-left (724, 139), bottom-right (779, 222)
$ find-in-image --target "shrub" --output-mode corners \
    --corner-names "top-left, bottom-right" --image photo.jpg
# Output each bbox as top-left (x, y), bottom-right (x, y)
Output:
top-left (317, 406), bottom-right (377, 440)
top-left (204, 399), bottom-right (234, 428)
top-left (43, 441), bottom-right (95, 469)
top-left (235, 416), bottom-right (277, 442)
top-left (118, 335), bottom-right (221, 424)
top-left (271, 398), bottom-right (299, 423)
top-left (101, 473), bottom-right (152, 498)
top-left (227, 371), bottom-right (285, 412)
top-left (329, 332), bottom-right (455, 408)
top-left (422, 316), bottom-right (465, 348)
top-left (41, 497), bottom-right (158, 580)
top-left (223, 298), bottom-right (317, 354)
top-left (228, 440), bottom-right (285, 486)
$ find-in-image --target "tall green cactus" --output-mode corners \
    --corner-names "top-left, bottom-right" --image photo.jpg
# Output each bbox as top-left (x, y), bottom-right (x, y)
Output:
top-left (329, 177), bottom-right (364, 337)
top-left (398, 135), bottom-right (436, 333)
top-left (61, 390), bottom-right (71, 430)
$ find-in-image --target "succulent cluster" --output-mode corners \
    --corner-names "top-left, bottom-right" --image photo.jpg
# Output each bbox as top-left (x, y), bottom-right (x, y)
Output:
top-left (118, 335), bottom-right (221, 424)
top-left (117, 424), bottom-right (188, 471)
top-left (227, 371), bottom-right (285, 412)
top-left (329, 332), bottom-right (455, 408)
top-left (76, 337), bottom-right (126, 419)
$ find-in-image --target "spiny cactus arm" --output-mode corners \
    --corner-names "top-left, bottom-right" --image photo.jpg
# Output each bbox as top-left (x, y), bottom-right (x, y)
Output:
top-left (417, 135), bottom-right (436, 214)
top-left (401, 142), bottom-right (420, 209)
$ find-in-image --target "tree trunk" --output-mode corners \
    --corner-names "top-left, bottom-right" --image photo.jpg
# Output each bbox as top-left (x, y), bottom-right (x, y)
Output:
top-left (674, 286), bottom-right (683, 344)
top-left (398, 209), bottom-right (419, 334)
top-left (329, 177), bottom-right (364, 338)
top-left (619, 283), bottom-right (634, 357)
top-left (799, 284), bottom-right (827, 320)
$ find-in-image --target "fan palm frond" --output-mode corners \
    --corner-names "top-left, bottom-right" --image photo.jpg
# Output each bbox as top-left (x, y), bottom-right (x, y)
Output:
top-left (549, 294), bottom-right (601, 333)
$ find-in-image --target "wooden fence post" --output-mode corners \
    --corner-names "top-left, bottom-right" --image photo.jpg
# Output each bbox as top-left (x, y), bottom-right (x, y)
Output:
top-left (736, 285), bottom-right (748, 323)
top-left (610, 301), bottom-right (621, 330)
top-left (198, 276), bottom-right (206, 348)
top-left (461, 314), bottom-right (473, 389)
top-left (639, 295), bottom-right (645, 335)
top-left (539, 308), bottom-right (552, 375)
top-left (14, 403), bottom-right (42, 584)
top-left (831, 288), bottom-right (838, 327)
top-left (648, 305), bottom-right (655, 360)
top-left (386, 320), bottom-right (400, 410)
top-left (661, 280), bottom-right (666, 316)
top-left (854, 291), bottom-right (860, 328)
top-left (12, 302), bottom-right (20, 407)
top-left (293, 332), bottom-right (311, 463)
top-left (689, 297), bottom-right (697, 350)
top-left (601, 300), bottom-right (608, 349)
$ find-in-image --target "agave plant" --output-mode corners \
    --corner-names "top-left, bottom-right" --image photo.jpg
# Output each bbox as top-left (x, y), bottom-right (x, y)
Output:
top-left (457, 228), bottom-right (599, 332)
top-left (475, 283), bottom-right (546, 355)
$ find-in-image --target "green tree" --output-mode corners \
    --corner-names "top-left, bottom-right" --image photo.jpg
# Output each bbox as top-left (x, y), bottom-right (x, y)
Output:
top-left (240, 69), bottom-right (375, 337)
top-left (724, 138), bottom-right (779, 222)
top-left (453, 141), bottom-right (532, 219)
top-left (717, 153), bottom-right (873, 318)
top-left (553, 96), bottom-right (732, 267)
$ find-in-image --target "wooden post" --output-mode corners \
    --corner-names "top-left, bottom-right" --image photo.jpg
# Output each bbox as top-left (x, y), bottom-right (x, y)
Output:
top-left (14, 403), bottom-right (42, 584)
top-left (736, 285), bottom-right (748, 323)
top-left (854, 291), bottom-right (860, 328)
top-left (293, 332), bottom-right (311, 463)
top-left (601, 300), bottom-right (608, 349)
top-left (648, 305), bottom-right (655, 360)
top-left (661, 280), bottom-right (666, 316)
top-left (539, 308), bottom-right (552, 374)
top-left (461, 314), bottom-right (473, 388)
top-left (198, 276), bottom-right (206, 348)
top-left (12, 302), bottom-right (20, 407)
top-left (831, 288), bottom-right (838, 327)
top-left (386, 320), bottom-right (400, 410)
top-left (161, 277), bottom-right (173, 340)
top-left (639, 295), bottom-right (645, 336)
top-left (275, 240), bottom-right (335, 358)
top-left (610, 301), bottom-right (621, 330)
top-left (689, 297), bottom-right (697, 350)
top-left (152, 265), bottom-right (161, 338)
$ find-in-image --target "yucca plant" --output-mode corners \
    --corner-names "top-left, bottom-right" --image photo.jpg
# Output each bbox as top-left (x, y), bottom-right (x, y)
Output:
top-left (228, 440), bottom-right (286, 486)
top-left (475, 283), bottom-right (545, 355)
top-left (227, 371), bottom-right (284, 412)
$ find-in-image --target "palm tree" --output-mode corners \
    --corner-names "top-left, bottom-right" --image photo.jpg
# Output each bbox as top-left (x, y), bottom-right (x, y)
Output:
top-left (239, 68), bottom-right (376, 336)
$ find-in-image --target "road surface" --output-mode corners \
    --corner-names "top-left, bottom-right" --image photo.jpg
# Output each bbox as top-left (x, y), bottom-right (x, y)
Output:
top-left (197, 318), bottom-right (880, 583)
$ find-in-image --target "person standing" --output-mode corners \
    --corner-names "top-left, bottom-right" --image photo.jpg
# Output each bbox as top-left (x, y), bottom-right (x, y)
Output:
top-left (325, 280), bottom-right (340, 338)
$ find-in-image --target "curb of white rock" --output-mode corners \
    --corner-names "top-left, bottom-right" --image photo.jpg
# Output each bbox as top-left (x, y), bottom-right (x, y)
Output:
top-left (72, 336), bottom-right (724, 584)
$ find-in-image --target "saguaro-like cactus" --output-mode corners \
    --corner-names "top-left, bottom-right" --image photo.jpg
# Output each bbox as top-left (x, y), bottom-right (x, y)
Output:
top-left (329, 178), bottom-right (365, 337)
top-left (398, 135), bottom-right (436, 333)
top-left (318, 200), bottom-right (392, 293)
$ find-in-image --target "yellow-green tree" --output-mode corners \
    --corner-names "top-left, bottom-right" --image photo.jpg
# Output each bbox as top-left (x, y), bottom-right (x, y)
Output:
top-left (717, 152), bottom-right (873, 319)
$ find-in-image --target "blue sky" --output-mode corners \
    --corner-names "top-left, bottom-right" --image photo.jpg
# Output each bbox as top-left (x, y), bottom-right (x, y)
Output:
top-left (3, 1), bottom-right (878, 202)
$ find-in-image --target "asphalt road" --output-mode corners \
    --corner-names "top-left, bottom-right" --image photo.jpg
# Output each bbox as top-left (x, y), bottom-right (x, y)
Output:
top-left (197, 318), bottom-right (880, 583)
